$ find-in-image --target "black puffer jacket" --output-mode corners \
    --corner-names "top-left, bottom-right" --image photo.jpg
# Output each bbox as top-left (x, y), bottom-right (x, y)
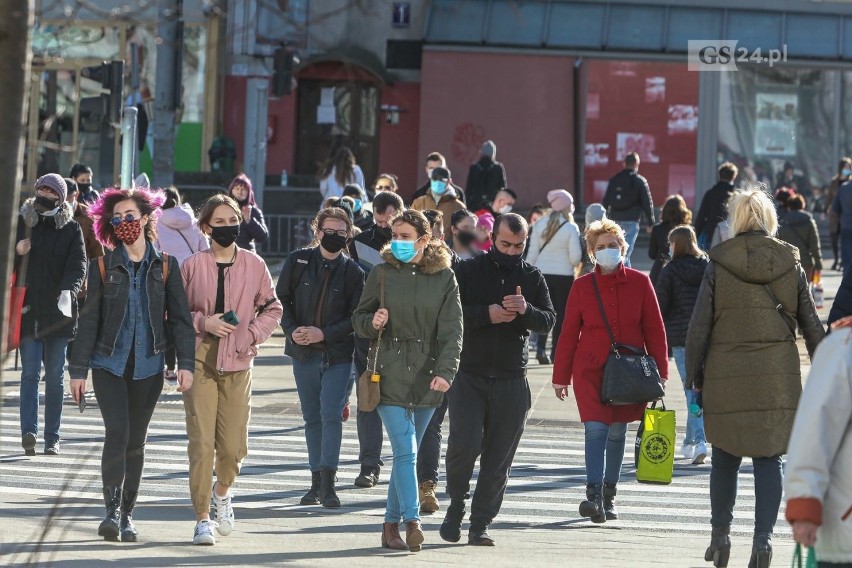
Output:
top-left (15, 200), bottom-right (86, 339)
top-left (777, 210), bottom-right (823, 271)
top-left (654, 255), bottom-right (709, 347)
top-left (648, 221), bottom-right (672, 285)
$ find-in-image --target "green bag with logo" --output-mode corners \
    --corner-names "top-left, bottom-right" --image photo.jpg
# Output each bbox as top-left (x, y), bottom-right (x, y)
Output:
top-left (635, 400), bottom-right (675, 484)
top-left (791, 544), bottom-right (818, 568)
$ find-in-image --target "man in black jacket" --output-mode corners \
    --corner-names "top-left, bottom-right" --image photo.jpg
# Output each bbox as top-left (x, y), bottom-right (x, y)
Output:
top-left (695, 162), bottom-right (738, 250)
top-left (348, 190), bottom-right (403, 488)
top-left (411, 151), bottom-right (465, 205)
top-left (441, 213), bottom-right (555, 546)
top-left (15, 173), bottom-right (86, 456)
top-left (602, 152), bottom-right (654, 267)
top-left (465, 140), bottom-right (507, 211)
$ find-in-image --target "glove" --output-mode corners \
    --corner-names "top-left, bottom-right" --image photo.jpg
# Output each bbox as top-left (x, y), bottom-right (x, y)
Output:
top-left (689, 391), bottom-right (703, 417)
top-left (58, 290), bottom-right (72, 318)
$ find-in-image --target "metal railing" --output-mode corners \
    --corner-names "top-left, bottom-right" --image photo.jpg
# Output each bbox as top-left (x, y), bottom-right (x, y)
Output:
top-left (257, 214), bottom-right (316, 256)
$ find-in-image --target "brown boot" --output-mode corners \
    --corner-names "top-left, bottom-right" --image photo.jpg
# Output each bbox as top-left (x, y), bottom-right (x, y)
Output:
top-left (419, 480), bottom-right (439, 513)
top-left (405, 520), bottom-right (424, 552)
top-left (381, 522), bottom-right (408, 550)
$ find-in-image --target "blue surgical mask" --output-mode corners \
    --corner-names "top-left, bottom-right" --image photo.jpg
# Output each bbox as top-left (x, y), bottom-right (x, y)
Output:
top-left (353, 198), bottom-right (362, 214)
top-left (595, 248), bottom-right (623, 270)
top-left (391, 239), bottom-right (419, 263)
top-left (431, 180), bottom-right (448, 196)
top-left (843, 169), bottom-right (852, 177)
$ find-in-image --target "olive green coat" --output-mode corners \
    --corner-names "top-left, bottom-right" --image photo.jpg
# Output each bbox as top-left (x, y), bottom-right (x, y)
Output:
top-left (685, 232), bottom-right (825, 458)
top-left (352, 242), bottom-right (463, 409)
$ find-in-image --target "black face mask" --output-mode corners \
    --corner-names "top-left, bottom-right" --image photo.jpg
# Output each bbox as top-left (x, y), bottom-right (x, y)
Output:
top-left (375, 225), bottom-right (392, 241)
top-left (320, 232), bottom-right (348, 254)
top-left (34, 194), bottom-right (59, 213)
top-left (489, 245), bottom-right (523, 270)
top-left (456, 230), bottom-right (477, 247)
top-left (210, 225), bottom-right (240, 247)
top-left (77, 182), bottom-right (92, 194)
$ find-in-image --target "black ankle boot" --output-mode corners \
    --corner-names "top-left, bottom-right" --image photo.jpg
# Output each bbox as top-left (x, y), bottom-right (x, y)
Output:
top-left (440, 499), bottom-right (466, 543)
top-left (120, 489), bottom-right (138, 542)
top-left (300, 471), bottom-right (321, 505)
top-left (704, 526), bottom-right (731, 568)
top-left (602, 482), bottom-right (617, 520)
top-left (319, 468), bottom-right (340, 508)
top-left (579, 483), bottom-right (605, 523)
top-left (536, 351), bottom-right (552, 365)
top-left (98, 486), bottom-right (122, 541)
top-left (748, 533), bottom-right (772, 568)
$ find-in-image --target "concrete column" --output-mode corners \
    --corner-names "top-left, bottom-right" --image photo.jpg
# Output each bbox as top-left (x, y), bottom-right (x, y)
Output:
top-left (243, 78), bottom-right (269, 208)
top-left (695, 70), bottom-right (722, 206)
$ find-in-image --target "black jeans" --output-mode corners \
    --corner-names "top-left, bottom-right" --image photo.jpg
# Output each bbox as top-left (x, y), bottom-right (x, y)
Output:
top-left (710, 446), bottom-right (782, 536)
top-left (445, 370), bottom-right (530, 528)
top-left (354, 337), bottom-right (383, 468)
top-left (537, 274), bottom-right (573, 357)
top-left (820, 563), bottom-right (852, 568)
top-left (92, 367), bottom-right (164, 492)
top-left (417, 393), bottom-right (448, 484)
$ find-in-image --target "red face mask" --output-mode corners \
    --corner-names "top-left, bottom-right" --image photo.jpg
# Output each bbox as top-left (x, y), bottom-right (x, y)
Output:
top-left (114, 218), bottom-right (142, 245)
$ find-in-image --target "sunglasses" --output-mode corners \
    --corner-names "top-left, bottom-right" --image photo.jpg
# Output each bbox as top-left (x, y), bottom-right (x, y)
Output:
top-left (111, 214), bottom-right (140, 226)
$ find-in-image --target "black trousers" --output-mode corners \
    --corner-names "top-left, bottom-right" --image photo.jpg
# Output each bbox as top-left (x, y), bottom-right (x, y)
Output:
top-left (537, 274), bottom-right (573, 357)
top-left (417, 393), bottom-right (449, 483)
top-left (354, 336), bottom-right (384, 468)
top-left (445, 370), bottom-right (530, 528)
top-left (92, 367), bottom-right (163, 491)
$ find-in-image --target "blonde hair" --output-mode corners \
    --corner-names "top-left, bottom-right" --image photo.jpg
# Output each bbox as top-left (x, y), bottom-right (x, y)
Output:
top-left (727, 187), bottom-right (778, 237)
top-left (585, 219), bottom-right (627, 255)
top-left (541, 209), bottom-right (574, 243)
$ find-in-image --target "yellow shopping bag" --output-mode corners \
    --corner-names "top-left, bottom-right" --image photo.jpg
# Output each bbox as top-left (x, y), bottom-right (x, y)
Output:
top-left (635, 400), bottom-right (675, 484)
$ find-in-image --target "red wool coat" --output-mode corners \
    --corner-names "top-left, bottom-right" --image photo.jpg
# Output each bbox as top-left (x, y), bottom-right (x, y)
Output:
top-left (553, 265), bottom-right (669, 424)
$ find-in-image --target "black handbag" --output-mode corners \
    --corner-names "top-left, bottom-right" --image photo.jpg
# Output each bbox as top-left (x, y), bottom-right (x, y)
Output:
top-left (591, 275), bottom-right (665, 406)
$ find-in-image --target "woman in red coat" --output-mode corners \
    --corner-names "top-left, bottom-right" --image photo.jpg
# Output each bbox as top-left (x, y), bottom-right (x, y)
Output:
top-left (552, 219), bottom-right (668, 523)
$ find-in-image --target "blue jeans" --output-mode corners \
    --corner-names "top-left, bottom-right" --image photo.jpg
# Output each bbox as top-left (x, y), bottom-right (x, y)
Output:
top-left (710, 446), bottom-right (782, 536)
top-left (584, 421), bottom-right (628, 485)
top-left (672, 346), bottom-right (706, 446)
top-left (292, 352), bottom-right (351, 471)
top-left (377, 404), bottom-right (435, 523)
top-left (19, 336), bottom-right (69, 443)
top-left (617, 220), bottom-right (640, 267)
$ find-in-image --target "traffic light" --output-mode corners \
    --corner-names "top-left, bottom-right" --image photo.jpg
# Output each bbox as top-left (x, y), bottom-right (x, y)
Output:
top-left (81, 60), bottom-right (124, 124)
top-left (272, 46), bottom-right (299, 96)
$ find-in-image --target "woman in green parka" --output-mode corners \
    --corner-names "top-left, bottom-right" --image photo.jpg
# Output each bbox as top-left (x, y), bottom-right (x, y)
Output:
top-left (352, 209), bottom-right (463, 553)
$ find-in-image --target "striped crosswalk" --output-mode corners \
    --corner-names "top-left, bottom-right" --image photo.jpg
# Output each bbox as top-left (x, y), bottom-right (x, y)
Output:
top-left (0, 392), bottom-right (789, 539)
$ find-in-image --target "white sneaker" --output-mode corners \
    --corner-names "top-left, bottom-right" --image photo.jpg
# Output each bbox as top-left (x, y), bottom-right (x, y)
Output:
top-left (193, 519), bottom-right (217, 545)
top-left (211, 483), bottom-right (234, 536)
top-left (680, 442), bottom-right (695, 460)
top-left (692, 442), bottom-right (708, 465)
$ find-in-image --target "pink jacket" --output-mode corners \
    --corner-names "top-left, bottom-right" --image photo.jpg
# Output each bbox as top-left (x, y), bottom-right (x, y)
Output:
top-left (181, 249), bottom-right (283, 373)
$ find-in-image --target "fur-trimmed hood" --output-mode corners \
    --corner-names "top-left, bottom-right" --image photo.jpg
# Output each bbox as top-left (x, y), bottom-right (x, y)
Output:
top-left (20, 198), bottom-right (75, 229)
top-left (380, 240), bottom-right (452, 274)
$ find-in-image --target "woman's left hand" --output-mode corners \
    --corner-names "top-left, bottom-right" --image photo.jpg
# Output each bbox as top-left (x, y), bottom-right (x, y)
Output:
top-left (554, 386), bottom-right (569, 400)
top-left (430, 376), bottom-right (450, 392)
top-left (176, 370), bottom-right (194, 392)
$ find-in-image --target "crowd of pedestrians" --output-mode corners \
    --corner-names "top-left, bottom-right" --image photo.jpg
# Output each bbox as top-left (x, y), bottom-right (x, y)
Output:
top-left (9, 146), bottom-right (852, 567)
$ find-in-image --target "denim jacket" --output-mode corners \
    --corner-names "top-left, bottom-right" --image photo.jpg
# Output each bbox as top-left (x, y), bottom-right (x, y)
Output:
top-left (69, 243), bottom-right (196, 380)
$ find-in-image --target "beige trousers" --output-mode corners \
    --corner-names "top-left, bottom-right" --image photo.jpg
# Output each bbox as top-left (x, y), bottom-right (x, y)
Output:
top-left (183, 337), bottom-right (252, 514)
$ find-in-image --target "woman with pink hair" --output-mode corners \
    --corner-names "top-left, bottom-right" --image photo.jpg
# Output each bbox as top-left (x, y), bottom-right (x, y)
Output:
top-left (227, 174), bottom-right (269, 252)
top-left (68, 187), bottom-right (196, 543)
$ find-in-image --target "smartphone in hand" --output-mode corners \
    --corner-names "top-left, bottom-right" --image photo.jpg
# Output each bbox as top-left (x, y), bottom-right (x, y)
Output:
top-left (221, 310), bottom-right (240, 325)
top-left (78, 392), bottom-right (87, 413)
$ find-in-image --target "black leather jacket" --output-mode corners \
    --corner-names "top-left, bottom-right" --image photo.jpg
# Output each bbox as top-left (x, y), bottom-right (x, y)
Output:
top-left (68, 246), bottom-right (196, 379)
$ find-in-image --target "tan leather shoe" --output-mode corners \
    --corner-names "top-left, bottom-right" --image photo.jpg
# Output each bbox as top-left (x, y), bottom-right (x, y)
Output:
top-left (405, 520), bottom-right (424, 552)
top-left (419, 480), bottom-right (439, 513)
top-left (381, 522), bottom-right (408, 550)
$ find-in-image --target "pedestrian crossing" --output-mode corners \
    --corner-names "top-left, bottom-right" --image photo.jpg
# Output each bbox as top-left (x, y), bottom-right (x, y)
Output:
top-left (0, 392), bottom-right (789, 539)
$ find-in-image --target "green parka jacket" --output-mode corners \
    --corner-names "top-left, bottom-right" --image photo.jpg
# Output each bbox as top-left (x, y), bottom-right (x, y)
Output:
top-left (685, 232), bottom-right (825, 458)
top-left (352, 241), bottom-right (463, 409)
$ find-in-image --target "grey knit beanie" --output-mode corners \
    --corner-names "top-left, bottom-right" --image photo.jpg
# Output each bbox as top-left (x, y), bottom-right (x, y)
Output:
top-left (35, 173), bottom-right (67, 202)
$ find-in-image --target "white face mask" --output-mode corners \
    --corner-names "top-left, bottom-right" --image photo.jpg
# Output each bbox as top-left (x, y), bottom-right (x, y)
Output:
top-left (498, 204), bottom-right (513, 214)
top-left (595, 248), bottom-right (623, 270)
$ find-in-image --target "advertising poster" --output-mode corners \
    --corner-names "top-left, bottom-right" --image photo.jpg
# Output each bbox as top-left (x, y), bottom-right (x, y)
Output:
top-left (754, 93), bottom-right (797, 156)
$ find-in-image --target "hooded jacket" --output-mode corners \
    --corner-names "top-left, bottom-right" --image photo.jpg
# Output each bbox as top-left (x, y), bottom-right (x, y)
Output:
top-left (465, 156), bottom-right (507, 211)
top-left (654, 255), bottom-right (709, 347)
top-left (777, 210), bottom-right (823, 271)
top-left (785, 328), bottom-right (852, 564)
top-left (685, 232), bottom-right (825, 457)
top-left (411, 188), bottom-right (465, 241)
top-left (454, 249), bottom-right (556, 379)
top-left (352, 242), bottom-right (463, 408)
top-left (15, 199), bottom-right (86, 339)
top-left (155, 204), bottom-right (210, 265)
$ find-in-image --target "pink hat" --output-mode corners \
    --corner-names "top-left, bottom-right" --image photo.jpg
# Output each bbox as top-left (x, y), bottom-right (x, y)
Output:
top-left (547, 189), bottom-right (574, 212)
top-left (476, 212), bottom-right (495, 232)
